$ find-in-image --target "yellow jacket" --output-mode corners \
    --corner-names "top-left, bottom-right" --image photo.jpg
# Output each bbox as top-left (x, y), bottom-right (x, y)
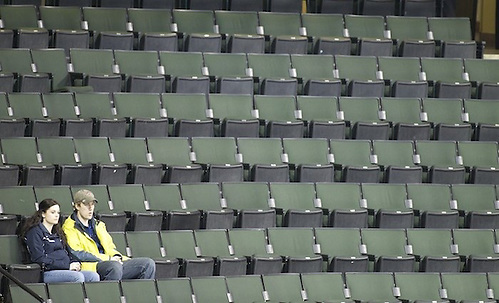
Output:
top-left (62, 214), bottom-right (128, 272)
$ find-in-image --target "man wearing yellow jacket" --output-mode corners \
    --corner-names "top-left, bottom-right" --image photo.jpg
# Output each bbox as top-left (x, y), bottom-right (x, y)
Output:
top-left (63, 189), bottom-right (155, 280)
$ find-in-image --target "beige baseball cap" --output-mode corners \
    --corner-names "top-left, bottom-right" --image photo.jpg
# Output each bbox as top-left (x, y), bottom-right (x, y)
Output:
top-left (73, 189), bottom-right (98, 204)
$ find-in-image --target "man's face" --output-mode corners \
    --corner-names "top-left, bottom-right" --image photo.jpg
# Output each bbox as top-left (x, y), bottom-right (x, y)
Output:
top-left (75, 201), bottom-right (95, 221)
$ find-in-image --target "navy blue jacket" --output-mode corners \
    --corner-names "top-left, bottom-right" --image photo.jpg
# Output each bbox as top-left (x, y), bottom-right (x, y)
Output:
top-left (24, 223), bottom-right (77, 271)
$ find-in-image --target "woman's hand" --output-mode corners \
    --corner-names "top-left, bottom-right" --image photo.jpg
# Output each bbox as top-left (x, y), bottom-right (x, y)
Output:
top-left (69, 262), bottom-right (81, 271)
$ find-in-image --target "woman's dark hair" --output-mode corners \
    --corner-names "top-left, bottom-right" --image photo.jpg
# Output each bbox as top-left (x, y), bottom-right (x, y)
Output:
top-left (20, 199), bottom-right (67, 245)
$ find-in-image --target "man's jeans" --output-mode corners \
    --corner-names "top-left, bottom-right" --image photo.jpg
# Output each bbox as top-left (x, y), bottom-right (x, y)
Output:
top-left (96, 257), bottom-right (156, 280)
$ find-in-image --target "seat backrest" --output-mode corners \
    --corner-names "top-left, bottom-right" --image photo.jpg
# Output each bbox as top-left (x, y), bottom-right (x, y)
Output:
top-left (344, 14), bottom-right (387, 39)
top-left (162, 93), bottom-right (209, 120)
top-left (406, 228), bottom-right (454, 257)
top-left (282, 138), bottom-right (331, 166)
top-left (380, 97), bottom-right (423, 124)
top-left (34, 185), bottom-right (74, 215)
top-left (142, 184), bottom-right (184, 212)
top-left (156, 278), bottom-right (193, 303)
top-left (315, 182), bottom-right (363, 211)
top-left (254, 95), bottom-right (299, 122)
top-left (464, 99), bottom-right (499, 125)
top-left (339, 96), bottom-right (383, 124)
top-left (296, 96), bottom-right (340, 123)
top-left (415, 140), bottom-right (460, 168)
top-left (301, 13), bottom-right (345, 38)
top-left (191, 137), bottom-right (240, 165)
top-left (161, 230), bottom-right (200, 258)
top-left (269, 182), bottom-right (317, 211)
top-left (420, 57), bottom-right (466, 82)
top-left (314, 227), bottom-right (363, 257)
top-left (127, 8), bottom-right (173, 33)
top-left (427, 17), bottom-right (473, 41)
top-left (222, 181), bottom-right (271, 210)
top-left (70, 49), bottom-right (116, 75)
top-left (378, 56), bottom-right (422, 82)
top-left (225, 275), bottom-right (266, 303)
top-left (125, 231), bottom-right (164, 258)
top-left (114, 50), bottom-right (162, 76)
top-left (37, 137), bottom-right (79, 166)
top-left (228, 228), bottom-right (270, 256)
top-left (452, 229), bottom-right (497, 256)
top-left (160, 51), bottom-right (205, 77)
top-left (267, 227), bottom-right (317, 256)
top-left (361, 0), bottom-right (398, 15)
top-left (215, 10), bottom-right (260, 35)
top-left (73, 137), bottom-right (114, 165)
top-left (147, 137), bottom-right (193, 166)
top-left (107, 184), bottom-right (147, 213)
top-left (74, 92), bottom-right (116, 119)
top-left (0, 235), bottom-right (24, 264)
top-left (41, 93), bottom-right (79, 120)
top-left (301, 272), bottom-right (349, 302)
top-left (262, 273), bottom-right (304, 302)
top-left (457, 141), bottom-right (499, 169)
top-left (361, 183), bottom-right (409, 212)
top-left (291, 54), bottom-right (336, 84)
top-left (360, 228), bottom-right (409, 256)
top-left (372, 140), bottom-right (415, 167)
top-left (1, 137), bottom-right (41, 166)
top-left (84, 281), bottom-right (122, 303)
top-left (9, 283), bottom-right (48, 303)
top-left (329, 139), bottom-right (373, 167)
top-left (464, 58), bottom-right (499, 83)
top-left (422, 98), bottom-right (465, 125)
top-left (172, 9), bottom-right (216, 34)
top-left (180, 183), bottom-right (224, 211)
top-left (334, 55), bottom-right (379, 81)
top-left (82, 7), bottom-right (129, 33)
top-left (108, 137), bottom-right (152, 165)
top-left (32, 49), bottom-right (72, 91)
top-left (385, 16), bottom-right (429, 40)
top-left (191, 276), bottom-right (231, 303)
top-left (46, 283), bottom-right (86, 303)
top-left (121, 280), bottom-right (160, 303)
top-left (258, 12), bottom-right (302, 36)
top-left (345, 272), bottom-right (398, 302)
top-left (203, 53), bottom-right (248, 78)
top-left (440, 273), bottom-right (490, 302)
top-left (0, 5), bottom-right (39, 29)
top-left (194, 229), bottom-right (232, 257)
top-left (113, 92), bottom-right (164, 120)
top-left (403, 0), bottom-right (437, 17)
top-left (39, 6), bottom-right (83, 31)
top-left (394, 272), bottom-right (443, 302)
top-left (208, 94), bottom-right (255, 121)
top-left (237, 137), bottom-right (284, 166)
top-left (7, 93), bottom-right (45, 120)
top-left (406, 183), bottom-right (453, 211)
top-left (247, 53), bottom-right (293, 80)
top-left (451, 184), bottom-right (497, 213)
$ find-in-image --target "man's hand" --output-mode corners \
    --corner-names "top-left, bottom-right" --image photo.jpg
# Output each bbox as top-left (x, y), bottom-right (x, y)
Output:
top-left (110, 255), bottom-right (123, 264)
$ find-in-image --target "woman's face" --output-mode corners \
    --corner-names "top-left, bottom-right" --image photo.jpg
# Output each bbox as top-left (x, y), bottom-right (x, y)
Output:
top-left (43, 204), bottom-right (60, 226)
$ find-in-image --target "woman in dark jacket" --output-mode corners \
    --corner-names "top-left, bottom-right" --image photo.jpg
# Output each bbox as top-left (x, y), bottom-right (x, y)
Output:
top-left (20, 198), bottom-right (99, 283)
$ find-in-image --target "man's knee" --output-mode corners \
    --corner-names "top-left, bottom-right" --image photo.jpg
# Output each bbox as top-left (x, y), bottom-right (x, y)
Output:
top-left (143, 258), bottom-right (156, 279)
top-left (97, 261), bottom-right (123, 280)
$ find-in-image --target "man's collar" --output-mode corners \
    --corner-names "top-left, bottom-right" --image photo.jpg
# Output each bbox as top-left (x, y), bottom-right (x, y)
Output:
top-left (72, 211), bottom-right (95, 230)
